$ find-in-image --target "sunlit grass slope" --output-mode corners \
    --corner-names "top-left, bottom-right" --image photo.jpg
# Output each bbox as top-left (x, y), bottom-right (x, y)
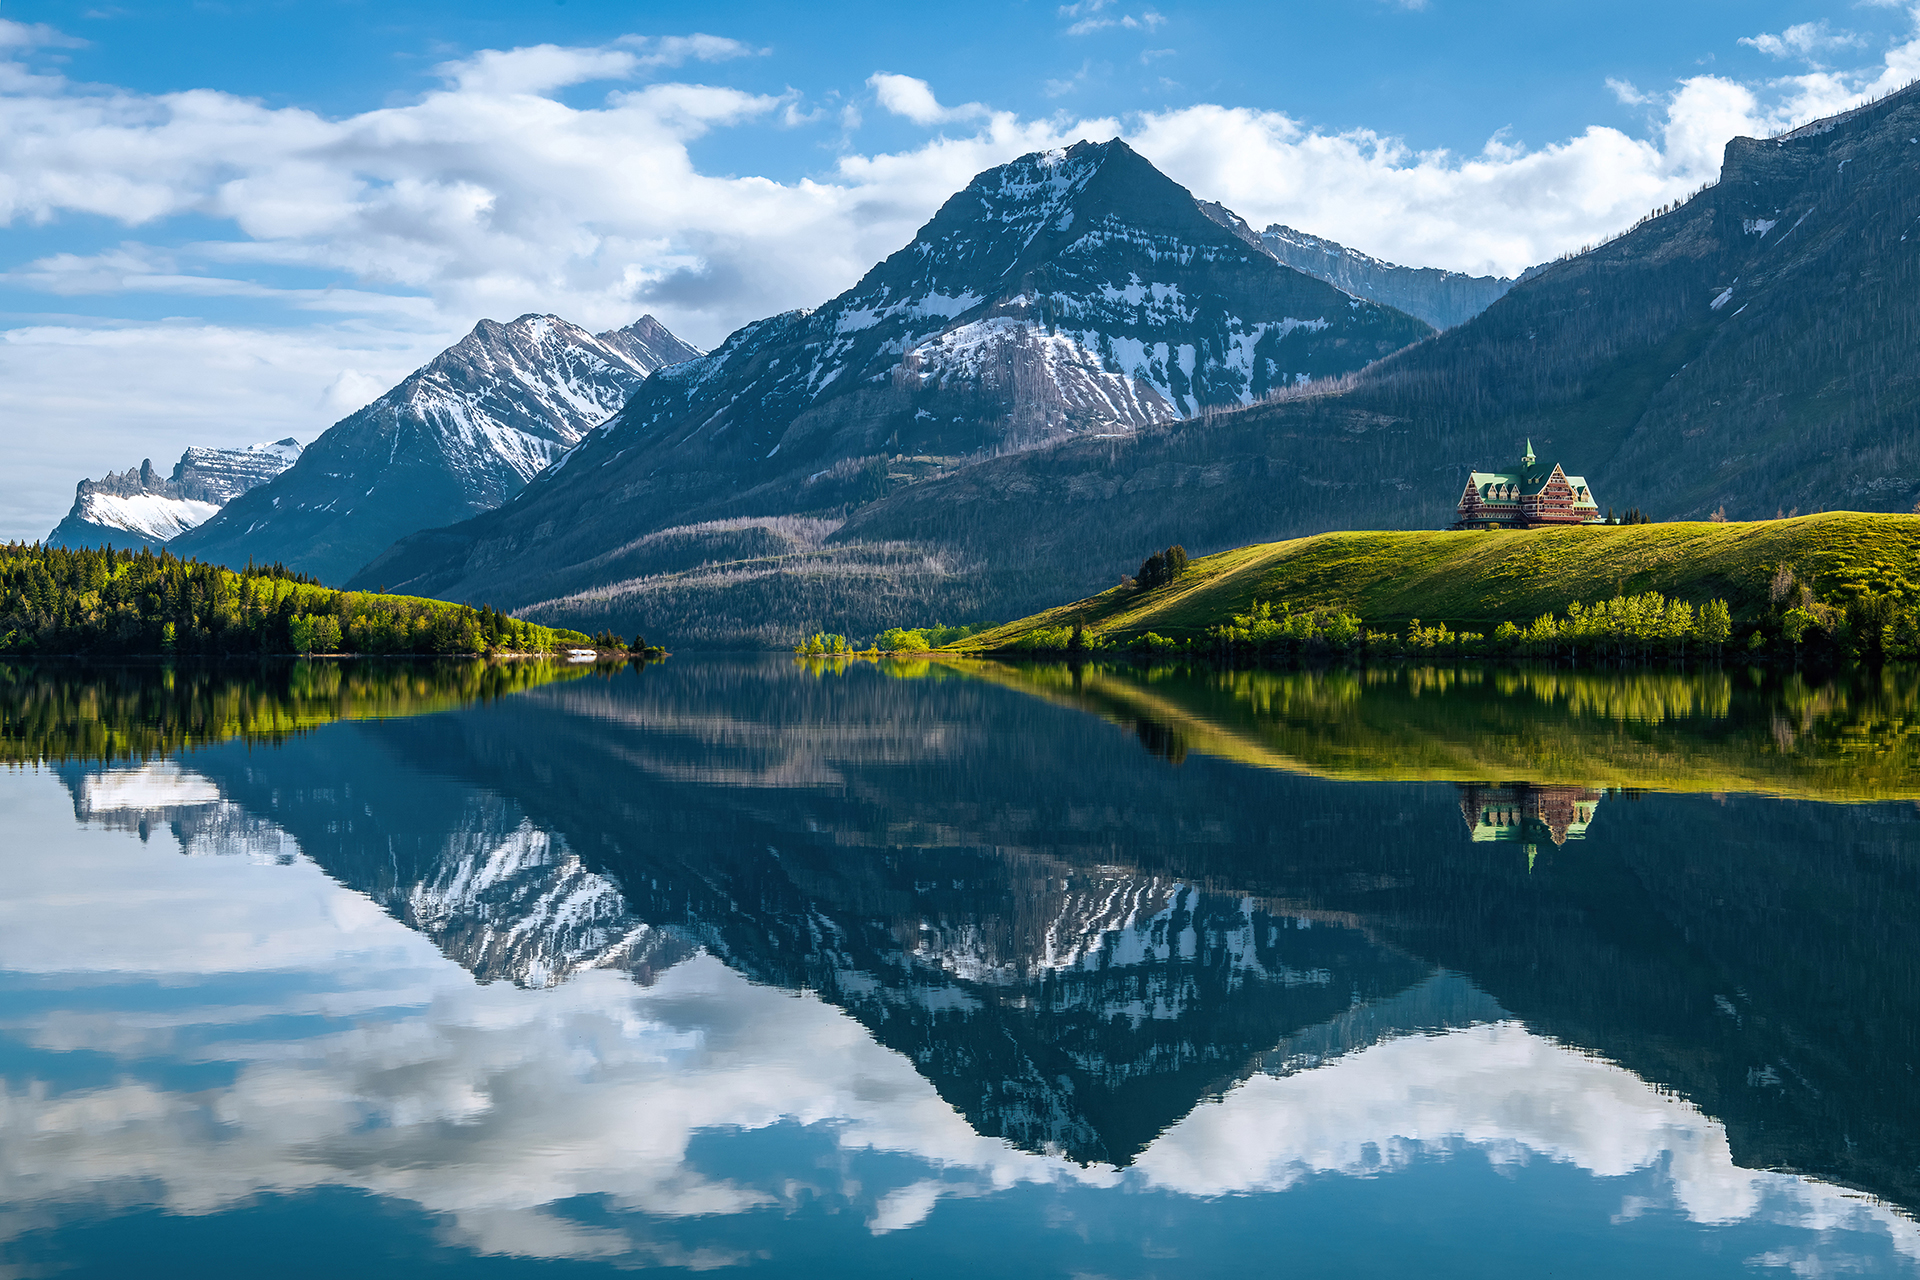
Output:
top-left (955, 513), bottom-right (1920, 648)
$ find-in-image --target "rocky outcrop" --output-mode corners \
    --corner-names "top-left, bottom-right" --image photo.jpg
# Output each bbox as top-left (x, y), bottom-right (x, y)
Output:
top-left (46, 439), bottom-right (302, 550)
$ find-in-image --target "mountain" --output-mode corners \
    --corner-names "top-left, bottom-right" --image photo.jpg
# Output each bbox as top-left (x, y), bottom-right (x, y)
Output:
top-left (368, 85), bottom-right (1920, 648)
top-left (350, 140), bottom-right (1434, 624)
top-left (167, 314), bottom-right (699, 584)
top-left (1196, 206), bottom-right (1518, 330)
top-left (801, 84), bottom-right (1920, 633)
top-left (46, 439), bottom-right (301, 550)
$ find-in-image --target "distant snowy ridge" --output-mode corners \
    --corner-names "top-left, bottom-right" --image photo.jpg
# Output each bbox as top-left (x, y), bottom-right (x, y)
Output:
top-left (1191, 201), bottom-right (1518, 331)
top-left (167, 313), bottom-right (702, 584)
top-left (1254, 221), bottom-right (1516, 331)
top-left (47, 438), bottom-right (304, 551)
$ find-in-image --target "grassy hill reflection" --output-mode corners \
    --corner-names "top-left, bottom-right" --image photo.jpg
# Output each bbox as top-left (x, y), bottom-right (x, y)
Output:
top-left (950, 661), bottom-right (1920, 801)
top-left (0, 657), bottom-right (593, 764)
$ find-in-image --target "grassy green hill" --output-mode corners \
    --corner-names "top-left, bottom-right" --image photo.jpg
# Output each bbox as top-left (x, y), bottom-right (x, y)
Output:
top-left (954, 513), bottom-right (1920, 651)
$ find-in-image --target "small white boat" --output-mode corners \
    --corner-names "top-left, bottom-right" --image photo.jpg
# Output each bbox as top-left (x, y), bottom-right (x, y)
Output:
top-left (566, 648), bottom-right (598, 662)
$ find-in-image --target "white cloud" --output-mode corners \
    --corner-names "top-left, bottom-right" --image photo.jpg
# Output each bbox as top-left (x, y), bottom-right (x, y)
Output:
top-left (1606, 76), bottom-right (1652, 106)
top-left (867, 72), bottom-right (986, 125)
top-left (620, 33), bottom-right (766, 70)
top-left (1740, 20), bottom-right (1865, 63)
top-left (4, 17), bottom-right (1920, 539)
top-left (0, 17), bottom-right (84, 49)
top-left (436, 35), bottom-right (762, 95)
top-left (438, 44), bottom-right (645, 96)
top-left (1059, 0), bottom-right (1165, 37)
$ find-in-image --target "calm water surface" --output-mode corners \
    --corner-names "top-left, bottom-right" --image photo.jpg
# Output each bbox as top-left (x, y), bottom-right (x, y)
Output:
top-left (2, 655), bottom-right (1918, 1277)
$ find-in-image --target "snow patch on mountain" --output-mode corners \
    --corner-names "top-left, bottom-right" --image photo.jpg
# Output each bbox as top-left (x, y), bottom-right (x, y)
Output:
top-left (74, 493), bottom-right (221, 543)
top-left (48, 438), bottom-right (305, 549)
top-left (169, 313), bottom-right (700, 583)
top-left (898, 318), bottom-right (1177, 437)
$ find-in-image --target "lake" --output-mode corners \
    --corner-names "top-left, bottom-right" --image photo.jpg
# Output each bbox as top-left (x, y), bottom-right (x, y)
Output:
top-left (2, 654), bottom-right (1917, 1277)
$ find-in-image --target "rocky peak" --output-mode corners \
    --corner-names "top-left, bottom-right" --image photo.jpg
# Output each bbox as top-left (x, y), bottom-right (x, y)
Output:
top-left (47, 439), bottom-right (303, 550)
top-left (619, 137), bottom-right (1433, 454)
top-left (168, 311), bottom-right (698, 583)
top-left (171, 438), bottom-right (304, 504)
top-left (596, 315), bottom-right (704, 372)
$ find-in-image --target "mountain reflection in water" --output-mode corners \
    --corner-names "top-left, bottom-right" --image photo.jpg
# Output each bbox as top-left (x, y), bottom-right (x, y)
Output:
top-left (2, 655), bottom-right (1919, 1276)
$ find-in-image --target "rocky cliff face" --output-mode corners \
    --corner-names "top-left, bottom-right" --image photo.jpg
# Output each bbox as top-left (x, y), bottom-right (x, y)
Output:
top-left (350, 140), bottom-right (1432, 619)
top-left (46, 439), bottom-right (302, 551)
top-left (167, 314), bottom-right (698, 584)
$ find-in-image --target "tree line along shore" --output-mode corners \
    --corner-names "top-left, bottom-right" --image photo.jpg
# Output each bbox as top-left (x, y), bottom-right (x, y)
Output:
top-left (0, 543), bottom-right (598, 657)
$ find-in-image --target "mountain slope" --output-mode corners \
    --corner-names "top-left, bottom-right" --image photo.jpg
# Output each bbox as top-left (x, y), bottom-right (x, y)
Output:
top-left (350, 140), bottom-right (1433, 614)
top-left (46, 439), bottom-right (301, 550)
top-left (169, 314), bottom-right (698, 584)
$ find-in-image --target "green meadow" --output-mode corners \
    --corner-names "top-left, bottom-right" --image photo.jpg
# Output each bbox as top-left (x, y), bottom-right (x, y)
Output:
top-left (954, 513), bottom-right (1920, 651)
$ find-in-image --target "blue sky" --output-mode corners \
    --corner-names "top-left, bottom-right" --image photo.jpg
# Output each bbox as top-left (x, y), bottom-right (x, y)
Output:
top-left (2, 0), bottom-right (1917, 539)
top-left (15, 0), bottom-right (1914, 170)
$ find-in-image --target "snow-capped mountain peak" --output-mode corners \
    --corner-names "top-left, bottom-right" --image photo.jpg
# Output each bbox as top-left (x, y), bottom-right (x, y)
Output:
top-left (166, 312), bottom-right (700, 583)
top-left (604, 138), bottom-right (1431, 467)
top-left (47, 437), bottom-right (304, 550)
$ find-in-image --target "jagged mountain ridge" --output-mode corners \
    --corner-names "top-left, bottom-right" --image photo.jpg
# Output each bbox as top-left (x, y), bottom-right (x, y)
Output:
top-left (168, 314), bottom-right (699, 584)
top-left (46, 439), bottom-right (302, 551)
top-left (1260, 221), bottom-right (1516, 330)
top-left (349, 139), bottom-right (1433, 611)
top-left (1194, 200), bottom-right (1518, 330)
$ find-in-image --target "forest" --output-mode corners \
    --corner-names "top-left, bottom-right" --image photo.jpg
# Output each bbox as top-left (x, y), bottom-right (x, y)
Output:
top-left (0, 543), bottom-right (590, 656)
